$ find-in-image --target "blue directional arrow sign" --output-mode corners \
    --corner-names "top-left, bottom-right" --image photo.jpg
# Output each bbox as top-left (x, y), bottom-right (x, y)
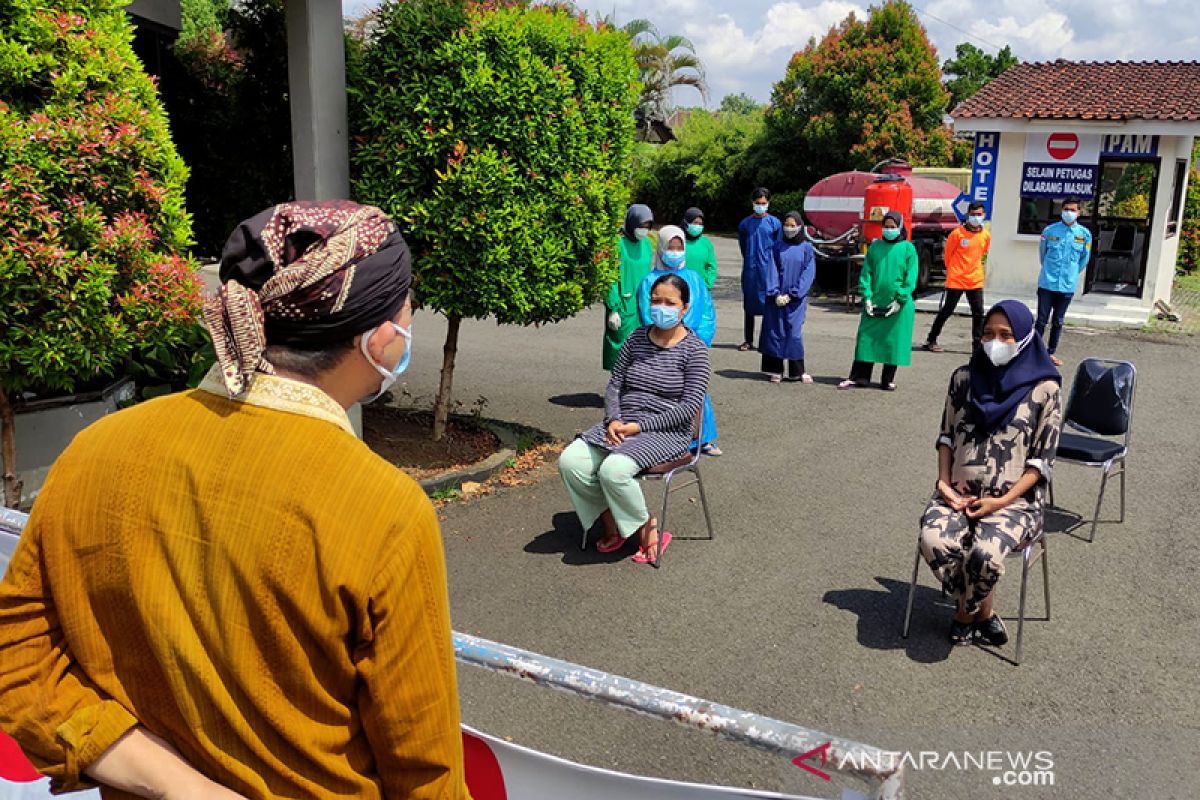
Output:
top-left (952, 192), bottom-right (971, 222)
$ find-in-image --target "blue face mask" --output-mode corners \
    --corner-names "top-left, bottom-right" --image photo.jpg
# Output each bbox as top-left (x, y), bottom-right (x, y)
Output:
top-left (661, 250), bottom-right (685, 269)
top-left (882, 227), bottom-right (901, 241)
top-left (686, 223), bottom-right (704, 237)
top-left (360, 322), bottom-right (412, 403)
top-left (753, 202), bottom-right (769, 215)
top-left (1061, 210), bottom-right (1079, 225)
top-left (649, 304), bottom-right (681, 330)
top-left (967, 215), bottom-right (985, 228)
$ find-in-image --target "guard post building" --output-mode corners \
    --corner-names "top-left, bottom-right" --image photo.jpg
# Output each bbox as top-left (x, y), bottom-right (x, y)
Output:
top-left (951, 60), bottom-right (1200, 326)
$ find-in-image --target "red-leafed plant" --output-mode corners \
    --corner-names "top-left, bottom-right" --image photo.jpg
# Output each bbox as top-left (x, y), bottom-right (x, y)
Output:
top-left (0, 1), bottom-right (201, 507)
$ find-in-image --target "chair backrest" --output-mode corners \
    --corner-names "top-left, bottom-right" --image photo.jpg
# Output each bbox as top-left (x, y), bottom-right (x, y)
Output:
top-left (1110, 224), bottom-right (1136, 253)
top-left (1063, 358), bottom-right (1136, 444)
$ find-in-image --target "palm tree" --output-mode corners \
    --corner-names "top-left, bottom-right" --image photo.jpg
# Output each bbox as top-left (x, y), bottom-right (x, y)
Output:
top-left (619, 18), bottom-right (708, 137)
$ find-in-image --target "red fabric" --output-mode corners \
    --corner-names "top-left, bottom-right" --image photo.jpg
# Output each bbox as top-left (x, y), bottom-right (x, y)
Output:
top-left (0, 732), bottom-right (42, 782)
top-left (462, 731), bottom-right (506, 800)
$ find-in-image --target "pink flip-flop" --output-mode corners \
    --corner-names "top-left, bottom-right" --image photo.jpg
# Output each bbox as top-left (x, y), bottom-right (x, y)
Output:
top-left (632, 531), bottom-right (672, 564)
top-left (595, 534), bottom-right (626, 554)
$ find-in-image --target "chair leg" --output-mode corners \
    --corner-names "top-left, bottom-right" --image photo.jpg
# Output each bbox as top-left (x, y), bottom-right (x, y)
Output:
top-left (1014, 545), bottom-right (1031, 665)
top-left (902, 545), bottom-right (921, 638)
top-left (1041, 538), bottom-right (1051, 621)
top-left (1088, 464), bottom-right (1112, 543)
top-left (1118, 461), bottom-right (1127, 523)
top-left (654, 475), bottom-right (672, 569)
top-left (694, 469), bottom-right (715, 540)
top-left (1047, 478), bottom-right (1055, 508)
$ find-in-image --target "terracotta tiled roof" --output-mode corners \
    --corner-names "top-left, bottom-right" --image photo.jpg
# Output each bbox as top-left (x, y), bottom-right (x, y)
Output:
top-left (952, 60), bottom-right (1200, 121)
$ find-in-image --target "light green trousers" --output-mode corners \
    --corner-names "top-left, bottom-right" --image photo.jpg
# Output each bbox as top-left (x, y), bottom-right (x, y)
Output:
top-left (558, 438), bottom-right (649, 538)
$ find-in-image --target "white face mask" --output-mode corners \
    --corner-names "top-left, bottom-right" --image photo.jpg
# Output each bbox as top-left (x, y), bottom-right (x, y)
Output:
top-left (634, 227), bottom-right (650, 241)
top-left (982, 328), bottom-right (1034, 367)
top-left (782, 225), bottom-right (800, 239)
top-left (360, 322), bottom-right (412, 403)
top-left (982, 339), bottom-right (1018, 367)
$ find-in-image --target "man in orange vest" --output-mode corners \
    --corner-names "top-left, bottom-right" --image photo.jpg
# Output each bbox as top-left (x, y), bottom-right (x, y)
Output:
top-left (923, 201), bottom-right (990, 353)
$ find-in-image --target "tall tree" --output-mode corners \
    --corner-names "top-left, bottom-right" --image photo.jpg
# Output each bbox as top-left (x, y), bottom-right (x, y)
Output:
top-left (621, 18), bottom-right (707, 133)
top-left (942, 42), bottom-right (1018, 109)
top-left (765, 0), bottom-right (955, 187)
top-left (352, 0), bottom-right (638, 440)
top-left (718, 92), bottom-right (761, 116)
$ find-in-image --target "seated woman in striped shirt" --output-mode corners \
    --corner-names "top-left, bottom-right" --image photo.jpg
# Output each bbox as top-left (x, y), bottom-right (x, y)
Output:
top-left (559, 273), bottom-right (711, 564)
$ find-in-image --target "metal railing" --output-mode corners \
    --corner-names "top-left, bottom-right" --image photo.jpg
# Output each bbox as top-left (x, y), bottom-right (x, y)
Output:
top-left (0, 509), bottom-right (905, 799)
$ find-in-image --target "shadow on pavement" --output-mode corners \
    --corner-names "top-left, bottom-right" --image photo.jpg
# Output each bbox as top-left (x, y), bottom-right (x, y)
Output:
top-left (822, 576), bottom-right (954, 664)
top-left (715, 369), bottom-right (766, 382)
top-left (524, 511), bottom-right (642, 566)
top-left (548, 392), bottom-right (605, 409)
top-left (1043, 506), bottom-right (1088, 541)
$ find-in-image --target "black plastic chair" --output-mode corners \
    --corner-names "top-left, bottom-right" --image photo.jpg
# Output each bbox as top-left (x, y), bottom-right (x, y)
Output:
top-left (1049, 358), bottom-right (1136, 543)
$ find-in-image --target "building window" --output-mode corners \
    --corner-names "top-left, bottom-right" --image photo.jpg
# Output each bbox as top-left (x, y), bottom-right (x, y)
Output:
top-left (1017, 197), bottom-right (1093, 235)
top-left (1166, 159), bottom-right (1187, 238)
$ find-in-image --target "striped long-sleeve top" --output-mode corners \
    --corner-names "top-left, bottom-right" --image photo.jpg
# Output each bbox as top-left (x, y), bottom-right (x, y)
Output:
top-left (580, 327), bottom-right (710, 469)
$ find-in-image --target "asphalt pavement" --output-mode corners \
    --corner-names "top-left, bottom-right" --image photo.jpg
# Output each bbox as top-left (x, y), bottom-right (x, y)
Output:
top-left (385, 235), bottom-right (1198, 799)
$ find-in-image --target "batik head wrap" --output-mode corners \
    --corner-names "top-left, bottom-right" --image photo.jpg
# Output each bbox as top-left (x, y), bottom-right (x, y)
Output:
top-left (202, 200), bottom-right (412, 397)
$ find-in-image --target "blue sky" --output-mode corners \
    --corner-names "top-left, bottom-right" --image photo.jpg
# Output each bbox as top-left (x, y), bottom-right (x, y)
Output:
top-left (342, 0), bottom-right (1200, 106)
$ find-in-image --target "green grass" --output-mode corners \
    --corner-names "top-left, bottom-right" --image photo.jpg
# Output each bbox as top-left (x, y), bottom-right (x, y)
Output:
top-left (1173, 271), bottom-right (1200, 295)
top-left (430, 487), bottom-right (461, 502)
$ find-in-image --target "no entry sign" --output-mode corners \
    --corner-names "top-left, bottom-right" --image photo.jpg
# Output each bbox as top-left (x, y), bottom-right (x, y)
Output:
top-left (1046, 132), bottom-right (1079, 160)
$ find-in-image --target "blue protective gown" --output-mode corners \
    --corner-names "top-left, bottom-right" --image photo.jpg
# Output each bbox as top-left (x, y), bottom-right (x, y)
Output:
top-left (759, 239), bottom-right (816, 360)
top-left (737, 214), bottom-right (781, 316)
top-left (637, 268), bottom-right (718, 446)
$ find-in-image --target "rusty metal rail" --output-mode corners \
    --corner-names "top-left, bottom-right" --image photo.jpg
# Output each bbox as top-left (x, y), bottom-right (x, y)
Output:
top-left (0, 509), bottom-right (904, 799)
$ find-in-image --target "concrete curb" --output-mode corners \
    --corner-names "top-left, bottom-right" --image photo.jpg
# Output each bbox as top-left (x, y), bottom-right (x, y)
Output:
top-left (416, 417), bottom-right (552, 497)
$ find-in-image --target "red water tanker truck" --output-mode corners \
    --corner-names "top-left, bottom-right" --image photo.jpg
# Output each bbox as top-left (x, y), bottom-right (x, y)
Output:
top-left (801, 159), bottom-right (964, 297)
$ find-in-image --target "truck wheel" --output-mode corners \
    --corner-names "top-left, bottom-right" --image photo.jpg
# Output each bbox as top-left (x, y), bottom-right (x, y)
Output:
top-left (916, 245), bottom-right (933, 295)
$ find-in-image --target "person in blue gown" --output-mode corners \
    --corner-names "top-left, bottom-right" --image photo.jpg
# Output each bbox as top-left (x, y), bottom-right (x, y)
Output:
top-left (637, 225), bottom-right (722, 456)
top-left (736, 187), bottom-right (781, 352)
top-left (760, 210), bottom-right (816, 384)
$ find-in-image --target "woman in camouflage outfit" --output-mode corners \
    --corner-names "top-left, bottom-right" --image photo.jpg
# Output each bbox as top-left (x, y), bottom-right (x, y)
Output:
top-left (919, 300), bottom-right (1061, 647)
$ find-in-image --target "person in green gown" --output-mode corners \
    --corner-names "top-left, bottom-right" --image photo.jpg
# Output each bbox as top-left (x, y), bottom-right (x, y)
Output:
top-left (682, 207), bottom-right (718, 290)
top-left (838, 211), bottom-right (918, 391)
top-left (603, 204), bottom-right (655, 370)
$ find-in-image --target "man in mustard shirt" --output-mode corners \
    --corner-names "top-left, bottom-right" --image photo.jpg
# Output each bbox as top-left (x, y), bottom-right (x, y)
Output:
top-left (0, 202), bottom-right (471, 799)
top-left (924, 202), bottom-right (990, 353)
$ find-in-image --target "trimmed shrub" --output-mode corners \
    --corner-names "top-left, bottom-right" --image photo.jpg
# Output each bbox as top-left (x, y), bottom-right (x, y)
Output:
top-left (352, 0), bottom-right (638, 439)
top-left (0, 0), bottom-right (201, 504)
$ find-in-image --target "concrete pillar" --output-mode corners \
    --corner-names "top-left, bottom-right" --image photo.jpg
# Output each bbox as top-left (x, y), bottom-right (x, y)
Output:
top-left (285, 0), bottom-right (350, 201)
top-left (285, 0), bottom-right (363, 437)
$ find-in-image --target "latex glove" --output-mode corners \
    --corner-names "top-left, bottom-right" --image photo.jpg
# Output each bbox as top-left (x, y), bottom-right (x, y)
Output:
top-left (607, 311), bottom-right (621, 331)
top-left (885, 300), bottom-right (901, 317)
top-left (864, 298), bottom-right (875, 317)
top-left (775, 294), bottom-right (790, 307)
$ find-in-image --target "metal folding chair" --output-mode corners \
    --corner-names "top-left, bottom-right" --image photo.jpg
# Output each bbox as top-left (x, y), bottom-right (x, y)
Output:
top-left (902, 521), bottom-right (1050, 665)
top-left (1048, 358), bottom-right (1136, 543)
top-left (579, 410), bottom-right (714, 569)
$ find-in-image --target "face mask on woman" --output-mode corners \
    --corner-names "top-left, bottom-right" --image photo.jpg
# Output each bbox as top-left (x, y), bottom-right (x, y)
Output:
top-left (982, 339), bottom-right (1018, 367)
top-left (634, 227), bottom-right (650, 240)
top-left (686, 223), bottom-right (704, 237)
top-left (649, 305), bottom-right (680, 329)
top-left (782, 225), bottom-right (800, 239)
top-left (882, 227), bottom-right (901, 241)
top-left (661, 250), bottom-right (685, 269)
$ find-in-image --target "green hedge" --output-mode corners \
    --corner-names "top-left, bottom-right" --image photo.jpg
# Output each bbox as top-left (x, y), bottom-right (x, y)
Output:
top-left (0, 0), bottom-right (202, 397)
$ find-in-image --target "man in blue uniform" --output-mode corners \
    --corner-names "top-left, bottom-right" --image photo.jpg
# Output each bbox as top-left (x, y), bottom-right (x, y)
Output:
top-left (1036, 197), bottom-right (1092, 366)
top-left (737, 187), bottom-right (781, 351)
